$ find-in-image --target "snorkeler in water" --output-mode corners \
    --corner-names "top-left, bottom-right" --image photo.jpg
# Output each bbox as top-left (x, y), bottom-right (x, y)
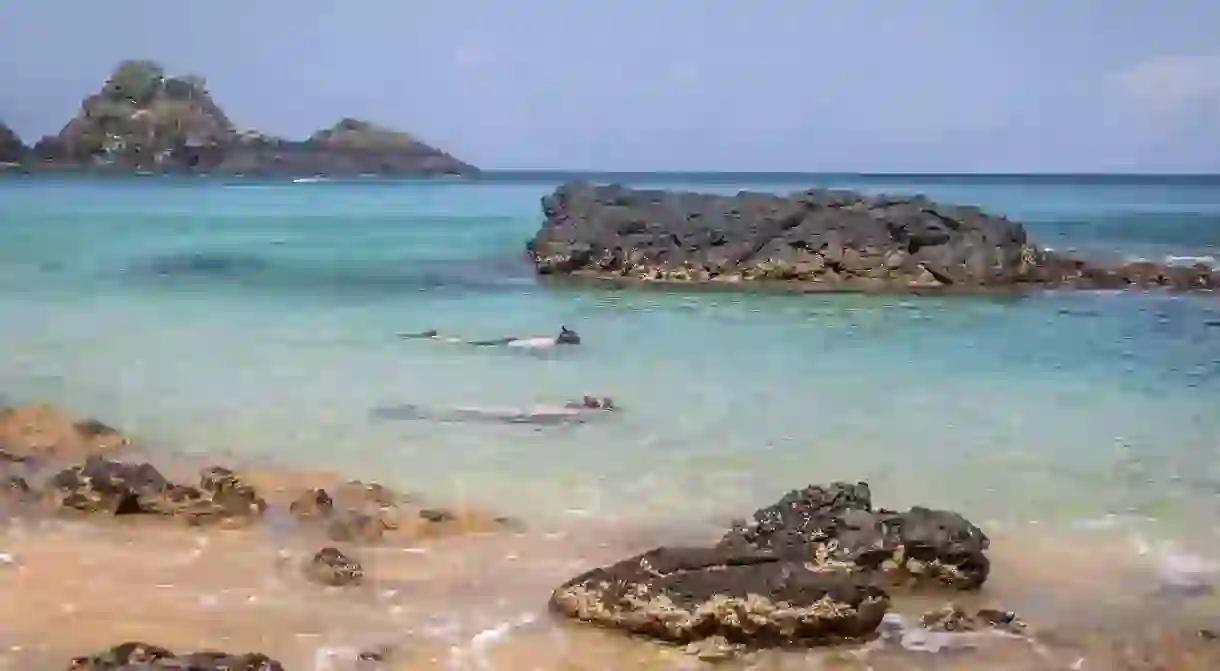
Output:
top-left (398, 325), bottom-right (582, 349)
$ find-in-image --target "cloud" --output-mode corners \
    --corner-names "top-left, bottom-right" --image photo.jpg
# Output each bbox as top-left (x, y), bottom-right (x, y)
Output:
top-left (1111, 52), bottom-right (1220, 116)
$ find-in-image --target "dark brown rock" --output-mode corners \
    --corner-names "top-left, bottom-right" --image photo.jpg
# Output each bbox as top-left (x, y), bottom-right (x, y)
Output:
top-left (551, 481), bottom-right (991, 649)
top-left (920, 603), bottom-right (1026, 634)
top-left (719, 482), bottom-right (990, 590)
top-left (306, 546), bottom-right (364, 587)
top-left (326, 511), bottom-right (390, 543)
top-left (45, 458), bottom-right (266, 525)
top-left (549, 545), bottom-right (889, 646)
top-left (49, 457), bottom-right (170, 515)
top-left (197, 466), bottom-right (266, 518)
top-left (66, 641), bottom-right (284, 670)
top-left (288, 487), bottom-right (334, 520)
top-left (419, 507), bottom-right (455, 523)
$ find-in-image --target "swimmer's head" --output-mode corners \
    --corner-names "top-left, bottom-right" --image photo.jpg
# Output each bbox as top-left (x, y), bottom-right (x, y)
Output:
top-left (556, 325), bottom-right (581, 345)
top-left (578, 395), bottom-right (615, 410)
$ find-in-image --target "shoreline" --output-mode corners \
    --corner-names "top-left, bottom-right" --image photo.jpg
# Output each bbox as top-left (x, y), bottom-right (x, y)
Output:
top-left (537, 269), bottom-right (1218, 298)
top-left (4, 402), bottom-right (1220, 669)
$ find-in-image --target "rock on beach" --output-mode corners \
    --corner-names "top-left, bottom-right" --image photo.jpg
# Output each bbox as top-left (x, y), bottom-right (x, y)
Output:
top-left (549, 481), bottom-right (992, 651)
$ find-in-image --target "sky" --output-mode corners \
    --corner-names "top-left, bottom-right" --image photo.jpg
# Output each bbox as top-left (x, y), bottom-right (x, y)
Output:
top-left (1, 1), bottom-right (1219, 173)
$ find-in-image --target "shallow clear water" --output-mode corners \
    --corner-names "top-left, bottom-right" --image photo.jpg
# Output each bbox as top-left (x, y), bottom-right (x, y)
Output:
top-left (1, 174), bottom-right (1218, 544)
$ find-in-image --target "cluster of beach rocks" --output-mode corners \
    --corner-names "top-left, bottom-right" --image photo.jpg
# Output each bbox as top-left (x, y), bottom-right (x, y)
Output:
top-left (548, 481), bottom-right (1007, 654)
top-left (527, 182), bottom-right (1217, 293)
top-left (0, 402), bottom-right (513, 668)
top-left (66, 641), bottom-right (285, 670)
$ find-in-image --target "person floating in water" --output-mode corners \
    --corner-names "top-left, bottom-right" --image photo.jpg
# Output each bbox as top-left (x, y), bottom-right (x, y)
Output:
top-left (370, 394), bottom-right (616, 425)
top-left (398, 325), bottom-right (582, 349)
top-left (564, 395), bottom-right (615, 410)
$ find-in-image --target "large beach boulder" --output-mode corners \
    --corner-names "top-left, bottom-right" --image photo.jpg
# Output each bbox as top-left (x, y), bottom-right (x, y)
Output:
top-left (718, 482), bottom-right (991, 590)
top-left (526, 182), bottom-right (1218, 293)
top-left (549, 545), bottom-right (889, 645)
top-left (549, 481), bottom-right (991, 651)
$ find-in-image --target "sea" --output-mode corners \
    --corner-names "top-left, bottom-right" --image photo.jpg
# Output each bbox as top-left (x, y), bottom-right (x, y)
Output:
top-left (1, 172), bottom-right (1219, 565)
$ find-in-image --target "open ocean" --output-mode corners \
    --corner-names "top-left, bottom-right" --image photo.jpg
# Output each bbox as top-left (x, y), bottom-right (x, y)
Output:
top-left (1, 172), bottom-right (1219, 559)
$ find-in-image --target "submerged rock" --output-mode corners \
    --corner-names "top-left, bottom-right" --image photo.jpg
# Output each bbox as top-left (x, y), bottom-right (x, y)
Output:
top-left (550, 481), bottom-right (991, 650)
top-left (526, 182), bottom-right (1218, 294)
top-left (288, 487), bottom-right (335, 519)
top-left (196, 465), bottom-right (267, 519)
top-left (306, 546), bottom-right (364, 587)
top-left (550, 545), bottom-right (889, 646)
top-left (920, 603), bottom-right (1026, 634)
top-left (286, 480), bottom-right (513, 544)
top-left (66, 641), bottom-right (284, 670)
top-left (288, 484), bottom-right (395, 544)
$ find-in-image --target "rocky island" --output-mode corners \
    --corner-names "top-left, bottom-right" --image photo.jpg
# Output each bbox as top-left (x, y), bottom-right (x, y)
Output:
top-left (1, 59), bottom-right (476, 177)
top-left (527, 182), bottom-right (1218, 294)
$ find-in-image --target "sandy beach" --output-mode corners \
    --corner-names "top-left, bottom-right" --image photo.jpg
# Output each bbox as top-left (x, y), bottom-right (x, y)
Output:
top-left (2, 403), bottom-right (1219, 670)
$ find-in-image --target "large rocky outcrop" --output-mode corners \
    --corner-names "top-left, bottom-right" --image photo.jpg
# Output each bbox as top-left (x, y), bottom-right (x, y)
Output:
top-left (549, 481), bottom-right (993, 650)
top-left (20, 60), bottom-right (476, 177)
top-left (527, 182), bottom-right (1217, 293)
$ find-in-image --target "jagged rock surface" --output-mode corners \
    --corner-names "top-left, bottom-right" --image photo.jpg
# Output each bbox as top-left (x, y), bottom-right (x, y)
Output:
top-left (527, 182), bottom-right (1217, 293)
top-left (549, 546), bottom-right (890, 645)
top-left (66, 641), bottom-right (284, 670)
top-left (549, 481), bottom-right (992, 651)
top-left (20, 60), bottom-right (475, 177)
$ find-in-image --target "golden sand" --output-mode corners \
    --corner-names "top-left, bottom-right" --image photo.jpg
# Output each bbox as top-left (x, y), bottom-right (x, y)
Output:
top-left (2, 404), bottom-right (1219, 670)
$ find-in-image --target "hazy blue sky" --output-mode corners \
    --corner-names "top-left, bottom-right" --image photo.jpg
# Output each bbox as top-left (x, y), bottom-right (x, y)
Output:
top-left (2, 1), bottom-right (1219, 172)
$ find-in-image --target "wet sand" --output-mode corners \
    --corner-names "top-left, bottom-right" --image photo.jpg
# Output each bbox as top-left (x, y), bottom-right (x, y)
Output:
top-left (3, 404), bottom-right (1220, 669)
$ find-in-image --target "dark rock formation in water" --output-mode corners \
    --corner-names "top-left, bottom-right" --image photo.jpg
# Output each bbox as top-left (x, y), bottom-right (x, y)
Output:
top-left (306, 546), bottom-right (364, 586)
top-left (527, 182), bottom-right (1218, 293)
top-left (16, 59), bottom-right (476, 177)
top-left (549, 481), bottom-right (991, 650)
top-left (67, 641), bottom-right (284, 670)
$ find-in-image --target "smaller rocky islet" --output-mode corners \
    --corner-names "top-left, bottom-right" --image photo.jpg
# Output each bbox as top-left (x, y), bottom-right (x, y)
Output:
top-left (527, 181), bottom-right (1218, 294)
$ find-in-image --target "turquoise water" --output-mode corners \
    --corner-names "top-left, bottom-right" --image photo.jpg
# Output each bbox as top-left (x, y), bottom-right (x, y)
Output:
top-left (1, 174), bottom-right (1218, 543)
